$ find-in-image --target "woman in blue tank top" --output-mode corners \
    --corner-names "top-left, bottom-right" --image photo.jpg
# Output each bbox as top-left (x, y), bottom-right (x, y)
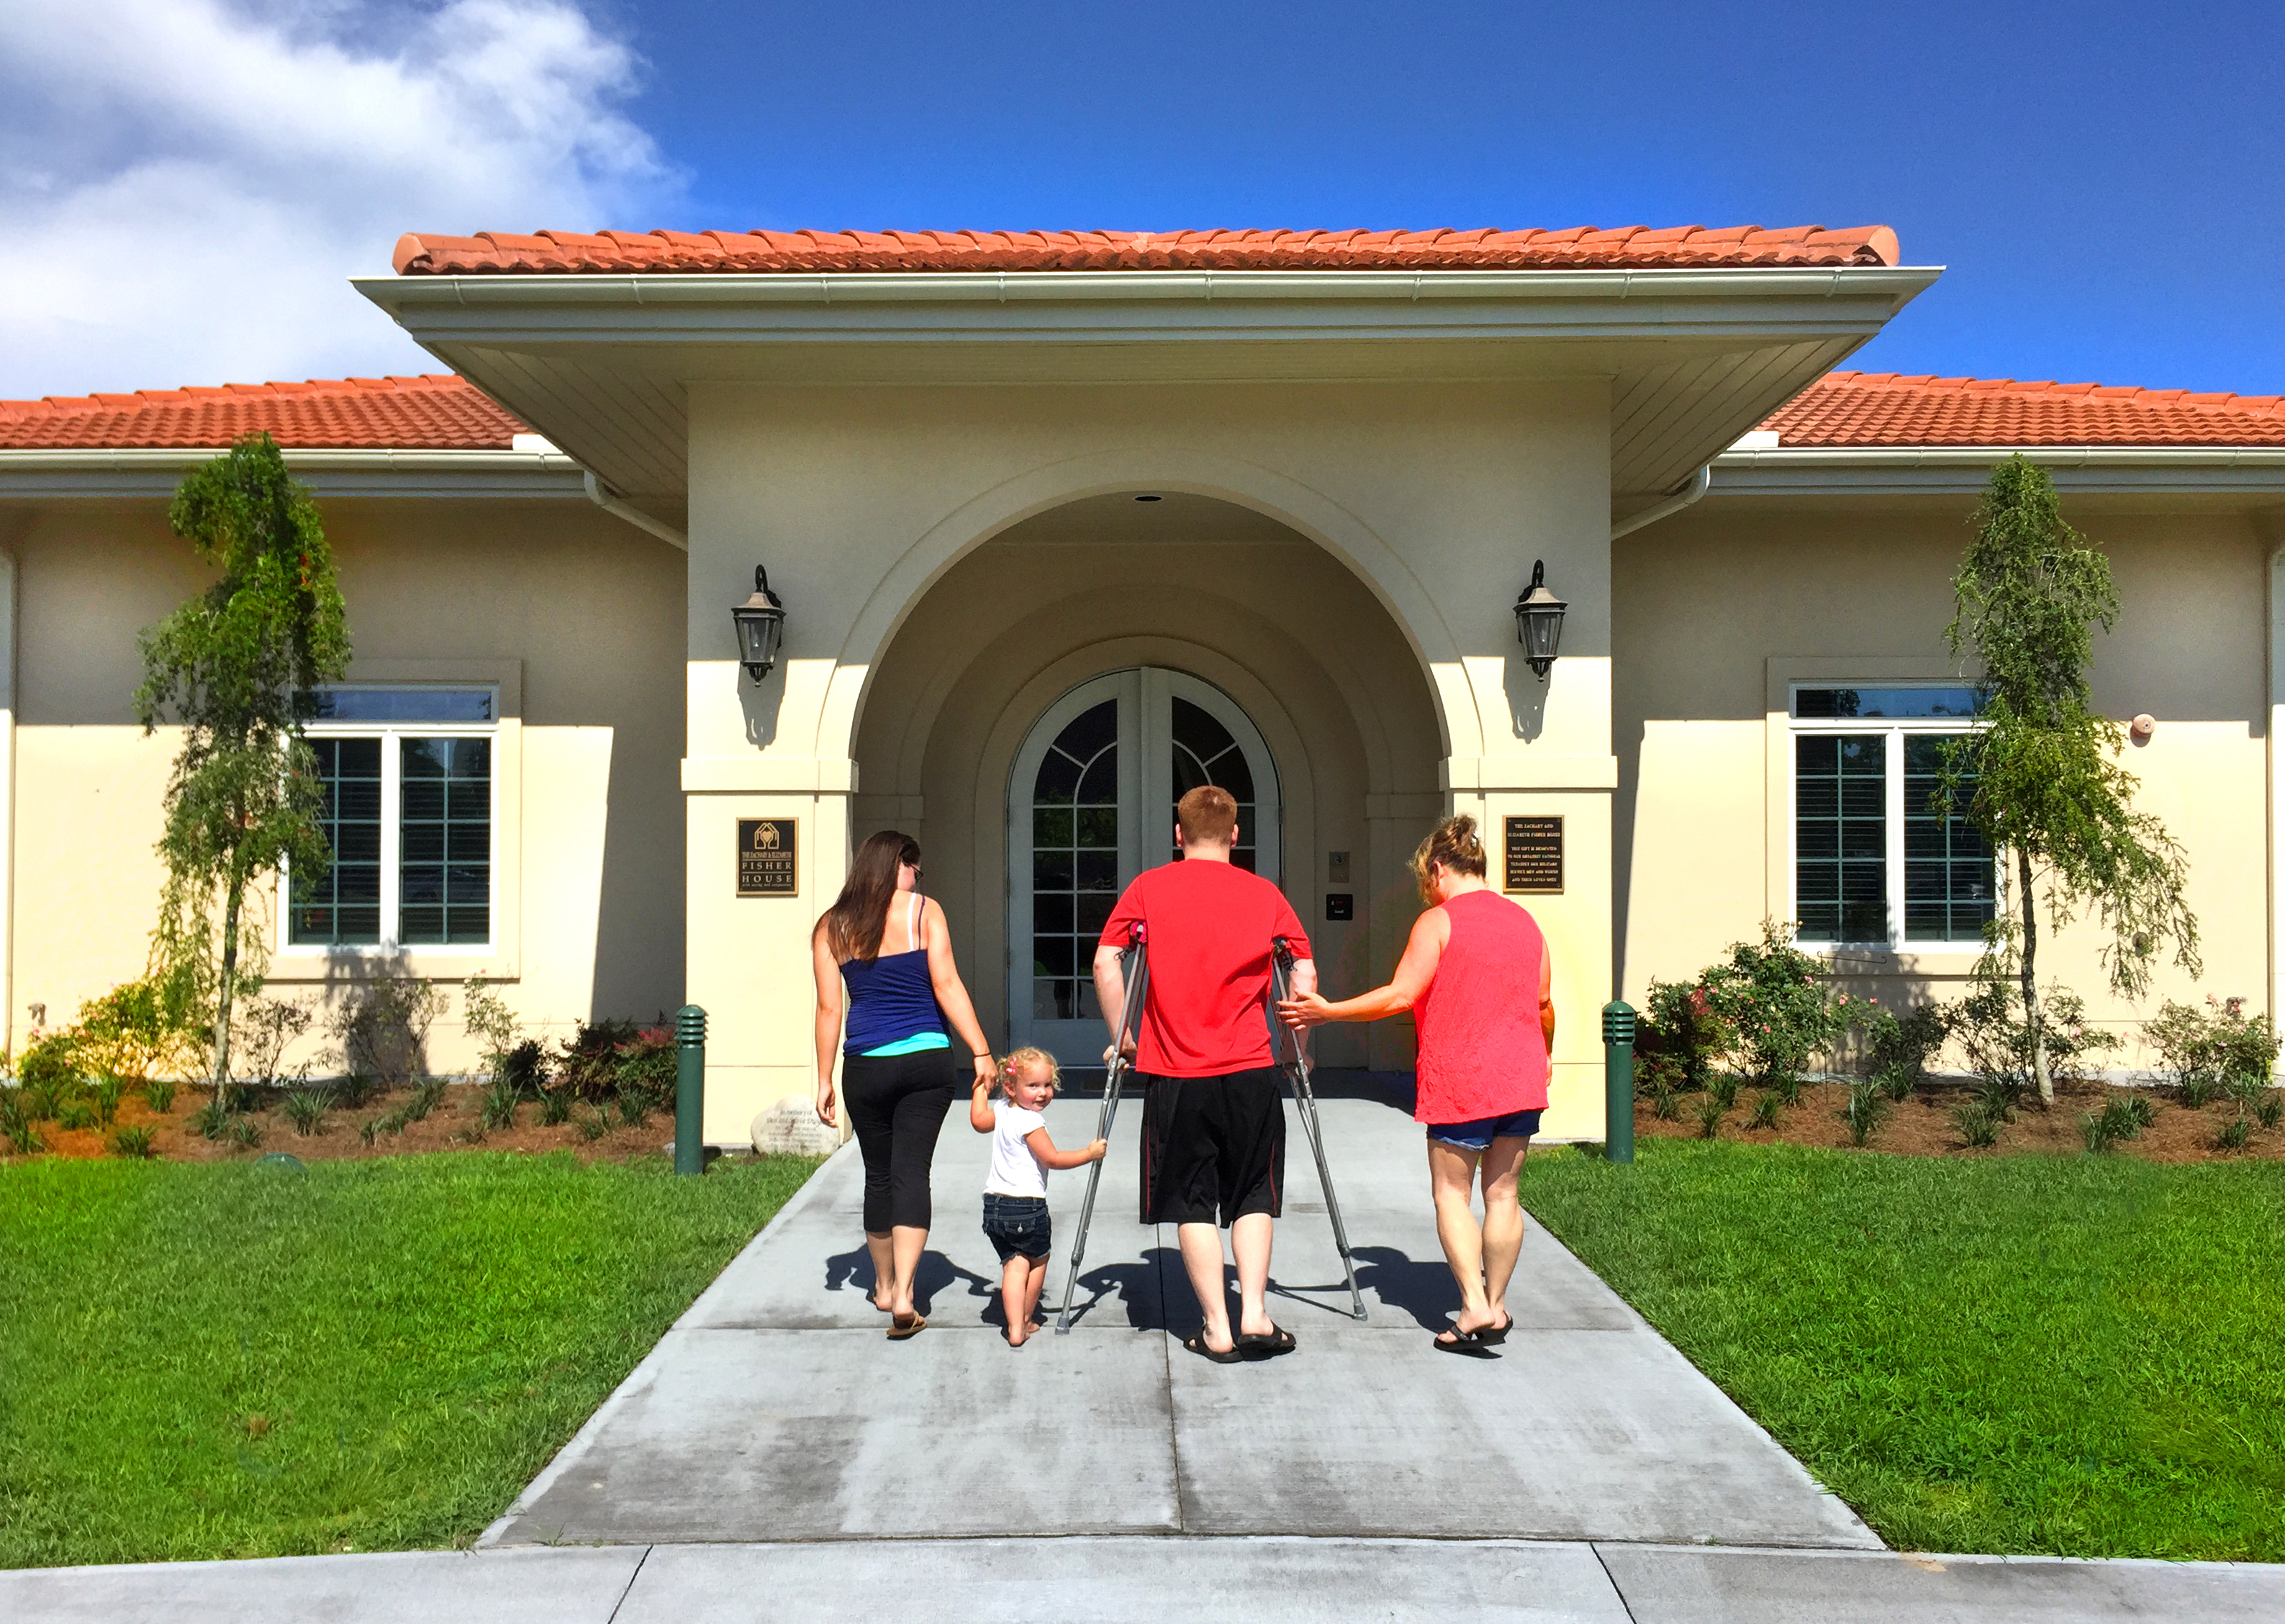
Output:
top-left (812, 830), bottom-right (996, 1338)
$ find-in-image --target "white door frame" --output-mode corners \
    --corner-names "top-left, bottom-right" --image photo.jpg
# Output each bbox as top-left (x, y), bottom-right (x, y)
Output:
top-left (1006, 666), bottom-right (1280, 1063)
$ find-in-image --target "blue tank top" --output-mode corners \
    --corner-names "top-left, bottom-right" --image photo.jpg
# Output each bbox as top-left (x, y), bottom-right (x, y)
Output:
top-left (841, 894), bottom-right (949, 1056)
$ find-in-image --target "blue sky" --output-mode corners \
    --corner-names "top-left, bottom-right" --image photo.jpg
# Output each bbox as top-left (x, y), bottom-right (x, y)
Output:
top-left (4, 1), bottom-right (2279, 396)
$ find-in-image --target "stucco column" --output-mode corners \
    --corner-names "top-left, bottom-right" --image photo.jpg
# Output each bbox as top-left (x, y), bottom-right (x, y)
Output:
top-left (2268, 544), bottom-right (2285, 1034)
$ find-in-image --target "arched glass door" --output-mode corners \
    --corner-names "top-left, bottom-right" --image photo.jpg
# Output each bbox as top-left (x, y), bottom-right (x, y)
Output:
top-left (1008, 668), bottom-right (1280, 1063)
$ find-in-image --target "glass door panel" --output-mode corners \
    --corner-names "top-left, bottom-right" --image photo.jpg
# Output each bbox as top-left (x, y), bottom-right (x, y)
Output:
top-left (1008, 668), bottom-right (1279, 1065)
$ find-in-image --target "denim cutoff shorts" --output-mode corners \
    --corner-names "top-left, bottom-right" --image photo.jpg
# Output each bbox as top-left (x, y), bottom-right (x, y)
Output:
top-left (1425, 1108), bottom-right (1544, 1153)
top-left (982, 1192), bottom-right (1052, 1263)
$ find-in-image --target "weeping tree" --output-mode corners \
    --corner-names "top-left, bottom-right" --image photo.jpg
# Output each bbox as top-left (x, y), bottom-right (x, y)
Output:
top-left (1942, 454), bottom-right (2197, 1104)
top-left (136, 435), bottom-right (349, 1103)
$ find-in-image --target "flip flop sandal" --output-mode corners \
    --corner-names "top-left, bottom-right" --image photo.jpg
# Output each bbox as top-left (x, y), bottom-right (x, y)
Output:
top-left (1476, 1314), bottom-right (1513, 1346)
top-left (1182, 1330), bottom-right (1244, 1364)
top-left (887, 1313), bottom-right (927, 1341)
top-left (1433, 1323), bottom-right (1498, 1354)
top-left (1236, 1324), bottom-right (1297, 1356)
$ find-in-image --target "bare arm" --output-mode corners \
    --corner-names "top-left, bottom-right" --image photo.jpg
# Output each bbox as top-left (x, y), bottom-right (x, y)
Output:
top-left (1093, 944), bottom-right (1131, 1059)
top-left (812, 922), bottom-right (843, 1127)
top-left (1541, 943), bottom-right (1555, 1050)
top-left (1026, 1125), bottom-right (1109, 1171)
top-left (921, 898), bottom-right (1000, 1091)
top-left (969, 1075), bottom-right (999, 1134)
top-left (1280, 909), bottom-right (1448, 1028)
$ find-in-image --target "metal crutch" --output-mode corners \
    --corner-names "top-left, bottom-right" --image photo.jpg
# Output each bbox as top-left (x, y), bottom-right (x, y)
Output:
top-left (1054, 925), bottom-right (1149, 1333)
top-left (1272, 935), bottom-right (1367, 1321)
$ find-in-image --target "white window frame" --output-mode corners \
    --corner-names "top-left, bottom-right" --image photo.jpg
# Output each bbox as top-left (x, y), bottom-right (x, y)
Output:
top-left (1787, 683), bottom-right (1994, 955)
top-left (281, 686), bottom-right (501, 957)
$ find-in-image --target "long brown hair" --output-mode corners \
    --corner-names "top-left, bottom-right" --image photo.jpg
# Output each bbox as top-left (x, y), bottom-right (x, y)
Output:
top-left (823, 830), bottom-right (921, 961)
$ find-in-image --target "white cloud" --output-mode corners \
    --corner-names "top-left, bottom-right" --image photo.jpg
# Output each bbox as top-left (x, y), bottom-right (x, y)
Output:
top-left (0, 0), bottom-right (674, 398)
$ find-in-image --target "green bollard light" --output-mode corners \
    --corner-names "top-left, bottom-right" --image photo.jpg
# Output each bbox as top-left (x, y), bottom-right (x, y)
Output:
top-left (1601, 999), bottom-right (1636, 1165)
top-left (674, 1004), bottom-right (707, 1176)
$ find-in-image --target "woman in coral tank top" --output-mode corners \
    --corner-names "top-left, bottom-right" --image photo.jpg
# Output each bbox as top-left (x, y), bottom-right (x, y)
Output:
top-left (1277, 815), bottom-right (1553, 1352)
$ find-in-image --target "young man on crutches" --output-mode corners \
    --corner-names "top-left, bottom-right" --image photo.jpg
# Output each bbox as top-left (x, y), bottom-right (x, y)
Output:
top-left (1092, 786), bottom-right (1315, 1363)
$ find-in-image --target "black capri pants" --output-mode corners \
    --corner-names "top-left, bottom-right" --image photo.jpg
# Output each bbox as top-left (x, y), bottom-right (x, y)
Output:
top-left (841, 1049), bottom-right (957, 1233)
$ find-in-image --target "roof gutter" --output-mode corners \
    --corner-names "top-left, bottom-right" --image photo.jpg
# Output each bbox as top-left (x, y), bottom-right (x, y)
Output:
top-left (1611, 464), bottom-right (1713, 540)
top-left (582, 471), bottom-right (687, 550)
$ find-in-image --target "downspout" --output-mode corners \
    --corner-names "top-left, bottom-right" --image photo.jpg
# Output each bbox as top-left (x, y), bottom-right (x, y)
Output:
top-left (1611, 463), bottom-right (1712, 541)
top-left (583, 471), bottom-right (687, 550)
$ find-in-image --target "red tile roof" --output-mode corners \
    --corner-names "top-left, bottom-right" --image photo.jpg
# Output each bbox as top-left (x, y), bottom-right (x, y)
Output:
top-left (391, 224), bottom-right (1902, 276)
top-left (1763, 372), bottom-right (2285, 448)
top-left (12, 368), bottom-right (2283, 455)
top-left (0, 374), bottom-right (526, 451)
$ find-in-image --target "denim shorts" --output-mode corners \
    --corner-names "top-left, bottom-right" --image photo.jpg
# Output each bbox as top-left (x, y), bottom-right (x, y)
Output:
top-left (982, 1192), bottom-right (1051, 1263)
top-left (1425, 1108), bottom-right (1543, 1153)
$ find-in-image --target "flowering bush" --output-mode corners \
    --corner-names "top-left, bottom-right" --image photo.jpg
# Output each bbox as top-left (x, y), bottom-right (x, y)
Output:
top-left (1698, 920), bottom-right (1854, 1089)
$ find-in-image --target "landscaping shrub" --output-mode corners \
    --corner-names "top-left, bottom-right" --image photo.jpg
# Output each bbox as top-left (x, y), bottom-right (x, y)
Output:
top-left (326, 977), bottom-right (446, 1086)
top-left (538, 1088), bottom-right (574, 1126)
top-left (1863, 1000), bottom-right (1950, 1099)
top-left (556, 1020), bottom-right (643, 1101)
top-left (1953, 1099), bottom-right (2002, 1148)
top-left (109, 1124), bottom-right (158, 1159)
top-left (1840, 1079), bottom-right (1889, 1146)
top-left (2256, 1092), bottom-right (2283, 1132)
top-left (232, 994), bottom-right (314, 1088)
top-left (2215, 1117), bottom-right (2252, 1153)
top-left (142, 1078), bottom-right (176, 1115)
top-left (480, 1075), bottom-right (521, 1131)
top-left (14, 1029), bottom-right (83, 1106)
top-left (2143, 997), bottom-right (2272, 1110)
top-left (92, 1074), bottom-right (124, 1127)
top-left (1638, 979), bottom-right (1726, 1096)
top-left (226, 1116), bottom-right (263, 1151)
top-left (1700, 920), bottom-right (1857, 1089)
top-left (334, 1074), bottom-right (380, 1110)
top-left (56, 1100), bottom-right (96, 1132)
top-left (400, 1080), bottom-right (446, 1123)
top-left (1747, 1090), bottom-right (1783, 1131)
top-left (73, 975), bottom-right (203, 1083)
top-left (1950, 960), bottom-right (2118, 1109)
top-left (2, 1092), bottom-right (45, 1155)
top-left (282, 1087), bottom-right (334, 1136)
top-left (1693, 1091), bottom-right (1726, 1139)
top-left (191, 1092), bottom-right (232, 1140)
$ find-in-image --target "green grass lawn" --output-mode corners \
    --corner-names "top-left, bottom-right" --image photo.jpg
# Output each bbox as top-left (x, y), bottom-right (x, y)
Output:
top-left (0, 1151), bottom-right (818, 1569)
top-left (1520, 1139), bottom-right (2285, 1561)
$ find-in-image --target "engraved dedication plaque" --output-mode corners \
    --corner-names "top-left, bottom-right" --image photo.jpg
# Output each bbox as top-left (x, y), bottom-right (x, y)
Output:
top-left (1503, 815), bottom-right (1563, 894)
top-left (737, 818), bottom-right (799, 897)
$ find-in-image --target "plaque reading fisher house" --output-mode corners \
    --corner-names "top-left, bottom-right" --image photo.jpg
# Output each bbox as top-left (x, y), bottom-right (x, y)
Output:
top-left (1503, 815), bottom-right (1563, 894)
top-left (737, 818), bottom-right (799, 897)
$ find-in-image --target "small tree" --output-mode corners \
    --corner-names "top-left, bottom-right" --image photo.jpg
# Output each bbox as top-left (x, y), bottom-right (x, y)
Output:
top-left (1942, 455), bottom-right (2196, 1104)
top-left (136, 435), bottom-right (349, 1102)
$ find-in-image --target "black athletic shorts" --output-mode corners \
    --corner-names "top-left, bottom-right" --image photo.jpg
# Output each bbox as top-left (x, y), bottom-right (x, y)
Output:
top-left (1139, 1068), bottom-right (1285, 1228)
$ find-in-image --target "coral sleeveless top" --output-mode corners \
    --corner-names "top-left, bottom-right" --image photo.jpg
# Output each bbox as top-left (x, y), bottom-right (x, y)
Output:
top-left (1412, 889), bottom-right (1549, 1123)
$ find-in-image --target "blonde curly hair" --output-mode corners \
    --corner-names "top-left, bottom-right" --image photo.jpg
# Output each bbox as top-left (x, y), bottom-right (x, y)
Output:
top-left (1408, 814), bottom-right (1489, 904)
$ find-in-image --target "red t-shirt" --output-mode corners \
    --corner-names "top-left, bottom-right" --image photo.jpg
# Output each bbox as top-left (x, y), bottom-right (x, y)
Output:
top-left (1099, 861), bottom-right (1311, 1078)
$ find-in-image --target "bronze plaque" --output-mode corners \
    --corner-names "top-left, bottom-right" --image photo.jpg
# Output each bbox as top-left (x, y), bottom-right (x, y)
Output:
top-left (737, 818), bottom-right (799, 897)
top-left (1503, 815), bottom-right (1563, 894)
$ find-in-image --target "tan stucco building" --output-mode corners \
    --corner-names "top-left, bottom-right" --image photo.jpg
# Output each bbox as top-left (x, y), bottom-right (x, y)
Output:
top-left (3, 225), bottom-right (2281, 1143)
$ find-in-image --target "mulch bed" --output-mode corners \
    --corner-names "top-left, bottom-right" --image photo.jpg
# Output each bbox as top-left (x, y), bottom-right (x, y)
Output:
top-left (1637, 1076), bottom-right (2285, 1163)
top-left (16, 1084), bottom-right (678, 1166)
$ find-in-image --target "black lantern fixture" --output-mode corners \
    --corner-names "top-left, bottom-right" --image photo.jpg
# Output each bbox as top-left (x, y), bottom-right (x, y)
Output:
top-left (731, 566), bottom-right (787, 682)
top-left (1513, 559), bottom-right (1567, 680)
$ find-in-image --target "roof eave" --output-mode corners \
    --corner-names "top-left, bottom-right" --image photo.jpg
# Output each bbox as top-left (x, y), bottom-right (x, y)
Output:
top-left (1710, 443), bottom-right (2285, 499)
top-left (0, 446), bottom-right (590, 502)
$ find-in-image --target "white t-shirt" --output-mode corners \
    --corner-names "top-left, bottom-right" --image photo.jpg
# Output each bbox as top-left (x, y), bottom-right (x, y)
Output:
top-left (985, 1101), bottom-right (1049, 1199)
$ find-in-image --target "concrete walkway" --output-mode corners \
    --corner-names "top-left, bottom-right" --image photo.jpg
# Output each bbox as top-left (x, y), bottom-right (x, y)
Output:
top-left (12, 1538), bottom-right (2285, 1622)
top-left (483, 1079), bottom-right (1871, 1548)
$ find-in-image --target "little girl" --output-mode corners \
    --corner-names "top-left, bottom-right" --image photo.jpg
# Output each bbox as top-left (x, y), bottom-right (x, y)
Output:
top-left (969, 1047), bottom-right (1106, 1347)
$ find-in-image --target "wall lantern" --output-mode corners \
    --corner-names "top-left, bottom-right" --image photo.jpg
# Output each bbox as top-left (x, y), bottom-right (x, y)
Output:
top-left (731, 566), bottom-right (787, 682)
top-left (1513, 559), bottom-right (1567, 680)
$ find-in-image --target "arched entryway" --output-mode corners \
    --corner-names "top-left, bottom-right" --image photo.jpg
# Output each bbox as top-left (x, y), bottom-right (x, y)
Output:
top-left (1008, 667), bottom-right (1281, 1062)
